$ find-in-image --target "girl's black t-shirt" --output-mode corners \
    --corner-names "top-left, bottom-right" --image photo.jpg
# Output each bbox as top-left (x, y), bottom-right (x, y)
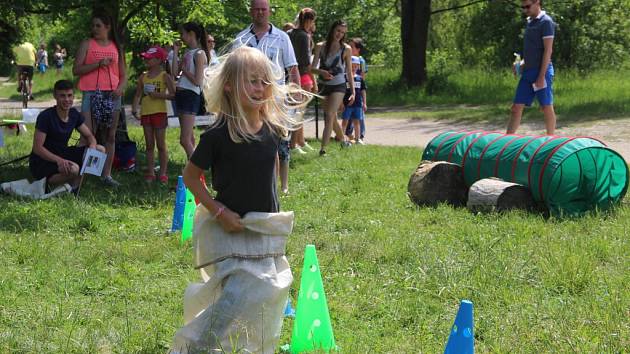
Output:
top-left (190, 121), bottom-right (280, 216)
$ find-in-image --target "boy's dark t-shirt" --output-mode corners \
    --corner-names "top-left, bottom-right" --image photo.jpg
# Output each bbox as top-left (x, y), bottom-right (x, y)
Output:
top-left (30, 107), bottom-right (84, 159)
top-left (190, 121), bottom-right (280, 216)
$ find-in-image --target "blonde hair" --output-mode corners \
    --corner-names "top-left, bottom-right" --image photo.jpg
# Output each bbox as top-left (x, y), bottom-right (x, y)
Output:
top-left (202, 46), bottom-right (317, 143)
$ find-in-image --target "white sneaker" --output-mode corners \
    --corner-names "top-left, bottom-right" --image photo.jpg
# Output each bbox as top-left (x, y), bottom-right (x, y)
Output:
top-left (357, 139), bottom-right (365, 145)
top-left (293, 147), bottom-right (307, 154)
top-left (302, 143), bottom-right (316, 151)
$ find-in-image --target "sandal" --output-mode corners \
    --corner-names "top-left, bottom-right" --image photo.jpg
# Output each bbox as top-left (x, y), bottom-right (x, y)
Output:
top-left (144, 174), bottom-right (156, 183)
top-left (158, 175), bottom-right (168, 184)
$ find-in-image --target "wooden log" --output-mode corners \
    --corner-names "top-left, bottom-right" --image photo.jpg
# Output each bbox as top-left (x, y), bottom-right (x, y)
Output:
top-left (407, 161), bottom-right (468, 207)
top-left (467, 178), bottom-right (537, 212)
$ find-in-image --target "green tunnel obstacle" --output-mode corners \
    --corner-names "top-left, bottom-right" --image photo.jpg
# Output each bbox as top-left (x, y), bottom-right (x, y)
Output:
top-left (422, 131), bottom-right (629, 216)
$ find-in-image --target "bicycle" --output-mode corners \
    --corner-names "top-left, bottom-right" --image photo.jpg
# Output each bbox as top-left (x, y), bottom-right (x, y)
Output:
top-left (19, 69), bottom-right (29, 108)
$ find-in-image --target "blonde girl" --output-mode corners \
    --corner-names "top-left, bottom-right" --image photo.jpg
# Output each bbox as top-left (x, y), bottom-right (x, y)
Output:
top-left (171, 46), bottom-right (314, 353)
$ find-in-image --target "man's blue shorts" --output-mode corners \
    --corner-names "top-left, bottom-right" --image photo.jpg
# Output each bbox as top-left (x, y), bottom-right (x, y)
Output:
top-left (513, 64), bottom-right (554, 107)
top-left (342, 106), bottom-right (364, 121)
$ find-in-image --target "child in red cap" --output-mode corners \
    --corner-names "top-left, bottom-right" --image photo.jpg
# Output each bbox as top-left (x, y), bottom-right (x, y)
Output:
top-left (132, 46), bottom-right (176, 184)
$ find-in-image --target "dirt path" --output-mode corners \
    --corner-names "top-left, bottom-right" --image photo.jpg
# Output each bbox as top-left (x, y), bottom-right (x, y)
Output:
top-left (301, 113), bottom-right (630, 161)
top-left (2, 91), bottom-right (629, 161)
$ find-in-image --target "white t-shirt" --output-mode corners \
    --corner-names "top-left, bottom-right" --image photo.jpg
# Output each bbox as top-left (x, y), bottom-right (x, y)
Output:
top-left (209, 49), bottom-right (219, 66)
top-left (176, 48), bottom-right (207, 95)
top-left (233, 24), bottom-right (297, 84)
top-left (37, 49), bottom-right (48, 65)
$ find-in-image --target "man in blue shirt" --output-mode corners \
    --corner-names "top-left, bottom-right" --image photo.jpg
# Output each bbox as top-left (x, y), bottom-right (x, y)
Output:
top-left (507, 0), bottom-right (557, 135)
top-left (29, 80), bottom-right (104, 190)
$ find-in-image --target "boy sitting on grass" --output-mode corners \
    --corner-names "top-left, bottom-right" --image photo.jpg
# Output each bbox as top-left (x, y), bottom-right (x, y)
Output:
top-left (29, 80), bottom-right (105, 192)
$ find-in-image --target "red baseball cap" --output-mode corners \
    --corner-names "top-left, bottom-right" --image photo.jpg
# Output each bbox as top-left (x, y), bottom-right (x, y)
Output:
top-left (141, 46), bottom-right (167, 61)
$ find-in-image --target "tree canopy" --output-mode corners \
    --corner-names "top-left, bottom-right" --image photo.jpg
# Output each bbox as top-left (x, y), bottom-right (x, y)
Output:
top-left (2, 0), bottom-right (630, 85)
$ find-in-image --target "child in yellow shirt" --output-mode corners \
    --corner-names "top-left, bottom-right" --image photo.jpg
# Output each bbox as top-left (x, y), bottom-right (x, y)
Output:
top-left (132, 46), bottom-right (176, 184)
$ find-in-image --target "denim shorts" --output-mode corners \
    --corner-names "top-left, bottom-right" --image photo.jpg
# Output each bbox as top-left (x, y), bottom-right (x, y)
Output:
top-left (175, 89), bottom-right (201, 116)
top-left (81, 90), bottom-right (123, 113)
top-left (513, 64), bottom-right (554, 107)
top-left (319, 83), bottom-right (347, 96)
top-left (278, 140), bottom-right (290, 162)
top-left (342, 106), bottom-right (364, 121)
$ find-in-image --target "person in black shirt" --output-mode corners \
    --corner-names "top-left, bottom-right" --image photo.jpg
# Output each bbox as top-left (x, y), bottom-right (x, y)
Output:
top-left (288, 7), bottom-right (318, 154)
top-left (183, 46), bottom-right (314, 231)
top-left (174, 46), bottom-right (316, 353)
top-left (29, 80), bottom-right (104, 189)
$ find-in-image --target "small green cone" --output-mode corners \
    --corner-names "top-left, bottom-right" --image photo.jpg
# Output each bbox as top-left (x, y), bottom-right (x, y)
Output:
top-left (181, 188), bottom-right (196, 243)
top-left (290, 244), bottom-right (336, 353)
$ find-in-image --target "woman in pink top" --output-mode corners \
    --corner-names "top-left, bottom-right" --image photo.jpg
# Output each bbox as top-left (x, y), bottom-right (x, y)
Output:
top-left (73, 13), bottom-right (127, 187)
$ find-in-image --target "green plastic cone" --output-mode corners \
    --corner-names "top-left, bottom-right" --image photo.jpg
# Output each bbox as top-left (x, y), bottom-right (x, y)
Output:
top-left (181, 188), bottom-right (196, 243)
top-left (290, 244), bottom-right (336, 353)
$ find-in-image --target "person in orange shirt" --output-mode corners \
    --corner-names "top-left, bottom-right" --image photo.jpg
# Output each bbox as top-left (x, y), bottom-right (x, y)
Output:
top-left (73, 12), bottom-right (127, 187)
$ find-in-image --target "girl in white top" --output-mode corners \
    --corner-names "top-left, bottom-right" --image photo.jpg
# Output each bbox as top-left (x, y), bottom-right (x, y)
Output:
top-left (312, 20), bottom-right (355, 156)
top-left (171, 22), bottom-right (209, 158)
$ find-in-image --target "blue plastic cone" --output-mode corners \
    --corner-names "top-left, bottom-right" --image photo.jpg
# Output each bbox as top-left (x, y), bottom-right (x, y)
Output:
top-left (284, 297), bottom-right (296, 318)
top-left (170, 176), bottom-right (186, 232)
top-left (444, 300), bottom-right (474, 354)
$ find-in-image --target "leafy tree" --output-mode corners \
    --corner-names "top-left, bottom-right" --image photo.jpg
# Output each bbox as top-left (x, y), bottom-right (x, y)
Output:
top-left (3, 0), bottom-right (630, 86)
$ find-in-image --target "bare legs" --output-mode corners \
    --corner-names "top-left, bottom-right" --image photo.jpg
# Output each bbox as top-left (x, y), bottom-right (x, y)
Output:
top-left (82, 109), bottom-right (120, 182)
top-left (341, 118), bottom-right (360, 142)
top-left (47, 163), bottom-right (81, 188)
top-left (507, 103), bottom-right (556, 136)
top-left (155, 128), bottom-right (168, 178)
top-left (291, 80), bottom-right (313, 151)
top-left (143, 126), bottom-right (168, 180)
top-left (144, 125), bottom-right (156, 177)
top-left (179, 113), bottom-right (196, 159)
top-left (290, 127), bottom-right (306, 149)
top-left (320, 91), bottom-right (345, 153)
top-left (47, 145), bottom-right (106, 189)
top-left (279, 158), bottom-right (289, 193)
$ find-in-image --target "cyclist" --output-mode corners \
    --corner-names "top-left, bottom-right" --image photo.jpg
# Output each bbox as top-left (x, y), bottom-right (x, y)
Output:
top-left (12, 42), bottom-right (37, 100)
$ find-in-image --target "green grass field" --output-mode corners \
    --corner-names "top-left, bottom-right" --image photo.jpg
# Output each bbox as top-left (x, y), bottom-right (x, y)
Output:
top-left (1, 127), bottom-right (628, 353)
top-left (367, 67), bottom-right (630, 124)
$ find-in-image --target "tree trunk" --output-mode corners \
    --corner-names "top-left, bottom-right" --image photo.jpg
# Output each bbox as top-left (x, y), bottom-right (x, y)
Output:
top-left (467, 178), bottom-right (538, 213)
top-left (401, 0), bottom-right (431, 86)
top-left (408, 161), bottom-right (468, 207)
